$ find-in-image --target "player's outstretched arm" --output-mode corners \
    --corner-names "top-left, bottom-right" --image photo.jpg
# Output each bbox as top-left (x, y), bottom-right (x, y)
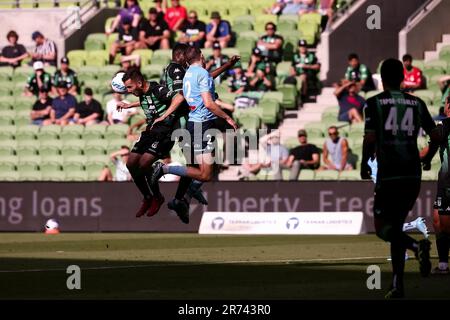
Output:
top-left (210, 55), bottom-right (241, 79)
top-left (116, 101), bottom-right (140, 111)
top-left (201, 91), bottom-right (238, 130)
top-left (151, 93), bottom-right (184, 128)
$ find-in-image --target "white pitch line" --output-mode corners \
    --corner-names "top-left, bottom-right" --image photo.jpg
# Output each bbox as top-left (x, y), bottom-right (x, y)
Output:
top-left (0, 256), bottom-right (389, 273)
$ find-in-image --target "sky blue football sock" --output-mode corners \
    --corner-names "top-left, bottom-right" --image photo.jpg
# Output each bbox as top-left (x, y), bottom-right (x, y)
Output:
top-left (168, 165), bottom-right (188, 177)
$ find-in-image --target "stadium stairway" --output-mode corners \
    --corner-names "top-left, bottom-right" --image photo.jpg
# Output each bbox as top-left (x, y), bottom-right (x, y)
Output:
top-left (424, 34), bottom-right (450, 61)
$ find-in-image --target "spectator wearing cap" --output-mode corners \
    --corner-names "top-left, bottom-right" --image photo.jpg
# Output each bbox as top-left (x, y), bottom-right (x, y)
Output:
top-left (53, 57), bottom-right (79, 96)
top-left (31, 89), bottom-right (53, 126)
top-left (205, 41), bottom-right (230, 84)
top-left (205, 11), bottom-right (232, 49)
top-left (246, 48), bottom-right (276, 92)
top-left (164, 0), bottom-right (187, 32)
top-left (50, 82), bottom-right (77, 126)
top-left (256, 22), bottom-right (284, 63)
top-left (0, 30), bottom-right (29, 68)
top-left (73, 88), bottom-right (104, 125)
top-left (109, 16), bottom-right (139, 64)
top-left (106, 0), bottom-right (142, 36)
top-left (31, 31), bottom-right (57, 66)
top-left (284, 39), bottom-right (320, 100)
top-left (178, 10), bottom-right (206, 48)
top-left (25, 61), bottom-right (52, 97)
top-left (136, 7), bottom-right (170, 50)
top-left (228, 61), bottom-right (249, 94)
top-left (285, 129), bottom-right (320, 180)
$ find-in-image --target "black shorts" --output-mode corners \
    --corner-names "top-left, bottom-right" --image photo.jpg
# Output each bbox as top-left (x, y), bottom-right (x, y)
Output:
top-left (131, 124), bottom-right (175, 159)
top-left (373, 179), bottom-right (421, 222)
top-left (434, 187), bottom-right (450, 215)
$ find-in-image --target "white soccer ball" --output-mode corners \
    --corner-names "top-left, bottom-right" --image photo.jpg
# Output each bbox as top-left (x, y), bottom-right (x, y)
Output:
top-left (111, 72), bottom-right (127, 93)
top-left (45, 218), bottom-right (59, 230)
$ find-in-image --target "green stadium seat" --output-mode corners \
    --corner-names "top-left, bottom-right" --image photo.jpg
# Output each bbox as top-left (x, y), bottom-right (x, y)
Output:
top-left (258, 101), bottom-right (279, 125)
top-left (277, 19), bottom-right (297, 33)
top-left (65, 170), bottom-right (89, 181)
top-left (61, 142), bottom-right (84, 157)
top-left (106, 124), bottom-right (129, 139)
top-left (339, 170), bottom-right (360, 181)
top-left (41, 171), bottom-right (66, 182)
top-left (298, 169), bottom-right (315, 180)
top-left (41, 154), bottom-right (64, 165)
top-left (86, 50), bottom-right (108, 67)
top-left (87, 154), bottom-right (109, 164)
top-left (133, 49), bottom-right (153, 67)
top-left (283, 137), bottom-right (298, 149)
top-left (0, 67), bottom-right (13, 82)
top-left (14, 126), bottom-right (38, 142)
top-left (64, 156), bottom-right (86, 171)
top-left (315, 170), bottom-right (339, 180)
top-left (234, 15), bottom-right (256, 25)
top-left (83, 124), bottom-right (107, 139)
top-left (414, 89), bottom-right (435, 105)
top-left (84, 33), bottom-right (107, 51)
top-left (439, 45), bottom-right (450, 62)
top-left (13, 67), bottom-right (33, 83)
top-left (67, 50), bottom-right (87, 68)
top-left (78, 66), bottom-right (100, 83)
top-left (0, 140), bottom-right (17, 156)
top-left (18, 155), bottom-right (41, 166)
top-left (233, 21), bottom-right (254, 33)
top-left (85, 140), bottom-right (107, 156)
top-left (423, 60), bottom-right (447, 77)
top-left (142, 64), bottom-right (165, 79)
top-left (0, 162), bottom-right (15, 172)
top-left (261, 91), bottom-right (283, 105)
top-left (237, 114), bottom-right (261, 131)
top-left (237, 30), bottom-right (259, 42)
top-left (0, 171), bottom-right (20, 181)
top-left (422, 170), bottom-right (438, 181)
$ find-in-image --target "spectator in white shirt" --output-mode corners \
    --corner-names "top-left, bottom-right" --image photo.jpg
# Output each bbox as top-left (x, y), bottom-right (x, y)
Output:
top-left (99, 146), bottom-right (132, 182)
top-left (106, 92), bottom-right (137, 124)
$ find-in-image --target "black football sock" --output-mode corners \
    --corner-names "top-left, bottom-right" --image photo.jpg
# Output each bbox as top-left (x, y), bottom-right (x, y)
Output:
top-left (145, 172), bottom-right (163, 199)
top-left (130, 169), bottom-right (152, 199)
top-left (390, 237), bottom-right (406, 290)
top-left (186, 180), bottom-right (203, 202)
top-left (436, 232), bottom-right (449, 264)
top-left (400, 233), bottom-right (419, 254)
top-left (175, 176), bottom-right (192, 200)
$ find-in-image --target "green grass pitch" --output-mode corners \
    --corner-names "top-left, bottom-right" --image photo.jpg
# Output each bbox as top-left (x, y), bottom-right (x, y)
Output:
top-left (0, 233), bottom-right (449, 299)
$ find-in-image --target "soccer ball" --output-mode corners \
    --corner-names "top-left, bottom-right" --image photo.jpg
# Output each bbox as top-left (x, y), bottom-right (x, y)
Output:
top-left (45, 218), bottom-right (59, 231)
top-left (111, 72), bottom-right (127, 93)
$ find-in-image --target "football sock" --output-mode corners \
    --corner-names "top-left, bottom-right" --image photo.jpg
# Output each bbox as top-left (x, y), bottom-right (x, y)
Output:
top-left (175, 177), bottom-right (192, 200)
top-left (186, 180), bottom-right (203, 202)
top-left (390, 239), bottom-right (406, 290)
top-left (436, 232), bottom-right (449, 264)
top-left (400, 233), bottom-right (419, 254)
top-left (129, 169), bottom-right (152, 199)
top-left (144, 170), bottom-right (162, 199)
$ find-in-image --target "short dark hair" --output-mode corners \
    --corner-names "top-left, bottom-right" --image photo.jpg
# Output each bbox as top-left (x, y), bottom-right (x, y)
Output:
top-left (172, 42), bottom-right (189, 62)
top-left (265, 22), bottom-right (276, 31)
top-left (380, 58), bottom-right (404, 88)
top-left (122, 68), bottom-right (145, 83)
top-left (121, 145), bottom-right (130, 150)
top-left (348, 53), bottom-right (359, 61)
top-left (6, 30), bottom-right (18, 40)
top-left (402, 54), bottom-right (412, 62)
top-left (84, 87), bottom-right (93, 96)
top-left (185, 46), bottom-right (202, 65)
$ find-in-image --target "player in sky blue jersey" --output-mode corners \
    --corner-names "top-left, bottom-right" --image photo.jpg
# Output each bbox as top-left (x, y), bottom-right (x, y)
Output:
top-left (151, 46), bottom-right (238, 223)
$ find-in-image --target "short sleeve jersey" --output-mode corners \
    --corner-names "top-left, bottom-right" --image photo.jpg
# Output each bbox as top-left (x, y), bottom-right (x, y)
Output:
top-left (139, 81), bottom-right (177, 125)
top-left (292, 52), bottom-right (318, 75)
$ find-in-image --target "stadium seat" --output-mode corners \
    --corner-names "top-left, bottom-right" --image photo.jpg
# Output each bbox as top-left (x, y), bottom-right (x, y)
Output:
top-left (85, 140), bottom-right (107, 156)
top-left (16, 140), bottom-right (39, 157)
top-left (83, 124), bottom-right (107, 139)
top-left (86, 50), bottom-right (108, 67)
top-left (277, 19), bottom-right (297, 33)
top-left (106, 124), bottom-right (129, 139)
top-left (65, 170), bottom-right (89, 181)
top-left (414, 90), bottom-right (435, 105)
top-left (15, 125), bottom-right (39, 141)
top-left (142, 64), bottom-right (165, 79)
top-left (236, 114), bottom-right (261, 131)
top-left (233, 15), bottom-right (256, 25)
top-left (133, 49), bottom-right (153, 67)
top-left (61, 141), bottom-right (84, 157)
top-left (67, 50), bottom-right (87, 68)
top-left (439, 45), bottom-right (450, 62)
top-left (233, 20), bottom-right (254, 33)
top-left (84, 33), bottom-right (107, 51)
top-left (0, 171), bottom-right (20, 181)
top-left (315, 170), bottom-right (339, 180)
top-left (0, 67), bottom-right (12, 82)
top-left (339, 170), bottom-right (360, 180)
top-left (298, 169), bottom-right (315, 180)
top-left (423, 60), bottom-right (447, 77)
top-left (78, 66), bottom-right (100, 83)
top-left (41, 170), bottom-right (67, 182)
top-left (151, 49), bottom-right (172, 65)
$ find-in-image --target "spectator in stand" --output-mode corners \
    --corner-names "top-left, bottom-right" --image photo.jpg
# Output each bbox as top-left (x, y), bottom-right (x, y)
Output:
top-left (256, 22), bottom-right (284, 64)
top-left (401, 54), bottom-right (423, 92)
top-left (153, 0), bottom-right (166, 21)
top-left (438, 75), bottom-right (450, 107)
top-left (285, 129), bottom-right (320, 180)
top-left (334, 81), bottom-right (365, 124)
top-left (319, 126), bottom-right (352, 171)
top-left (31, 88), bottom-right (53, 126)
top-left (298, 0), bottom-right (317, 15)
top-left (205, 41), bottom-right (230, 85)
top-left (264, 0), bottom-right (289, 15)
top-left (0, 30), bottom-right (29, 68)
top-left (164, 0), bottom-right (187, 32)
top-left (50, 82), bottom-right (77, 126)
top-left (106, 92), bottom-right (138, 124)
top-left (106, 0), bottom-right (142, 36)
top-left (30, 31), bottom-right (57, 67)
top-left (228, 62), bottom-right (249, 94)
top-left (120, 55), bottom-right (141, 72)
top-left (109, 16), bottom-right (138, 64)
top-left (53, 56), bottom-right (79, 96)
top-left (126, 117), bottom-right (146, 141)
top-left (136, 7), bottom-right (171, 50)
top-left (73, 88), bottom-right (104, 125)
top-left (343, 53), bottom-right (376, 92)
top-left (98, 146), bottom-right (132, 182)
top-left (281, 0), bottom-right (304, 15)
top-left (205, 11), bottom-right (232, 49)
top-left (25, 61), bottom-right (52, 97)
top-left (247, 48), bottom-right (276, 92)
top-left (178, 10), bottom-right (206, 48)
top-left (284, 39), bottom-right (320, 99)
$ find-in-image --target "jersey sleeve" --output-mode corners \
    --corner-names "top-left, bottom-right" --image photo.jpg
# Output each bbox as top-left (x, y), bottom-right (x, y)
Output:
top-left (198, 69), bottom-right (211, 93)
top-left (363, 99), bottom-right (377, 133)
top-left (360, 65), bottom-right (368, 80)
top-left (344, 67), bottom-right (351, 80)
top-left (152, 84), bottom-right (176, 104)
top-left (418, 99), bottom-right (436, 135)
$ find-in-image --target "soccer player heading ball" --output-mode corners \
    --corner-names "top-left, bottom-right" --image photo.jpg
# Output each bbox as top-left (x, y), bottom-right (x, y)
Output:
top-left (360, 58), bottom-right (441, 299)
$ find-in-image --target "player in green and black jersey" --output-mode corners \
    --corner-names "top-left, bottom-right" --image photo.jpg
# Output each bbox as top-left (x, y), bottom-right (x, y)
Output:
top-left (360, 58), bottom-right (440, 298)
top-left (118, 68), bottom-right (185, 218)
top-left (426, 96), bottom-right (450, 274)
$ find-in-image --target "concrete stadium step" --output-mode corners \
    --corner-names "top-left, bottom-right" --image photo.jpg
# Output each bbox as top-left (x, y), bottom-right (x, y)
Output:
top-left (424, 33), bottom-right (450, 61)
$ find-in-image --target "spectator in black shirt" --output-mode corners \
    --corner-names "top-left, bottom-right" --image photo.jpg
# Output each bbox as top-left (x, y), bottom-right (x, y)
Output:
top-left (53, 56), bottom-right (79, 96)
top-left (0, 30), bottom-right (29, 68)
top-left (178, 10), bottom-right (206, 48)
top-left (257, 22), bottom-right (284, 64)
top-left (73, 88), bottom-right (104, 125)
top-left (285, 129), bottom-right (320, 180)
top-left (205, 41), bottom-right (230, 84)
top-left (136, 7), bottom-right (170, 50)
top-left (31, 88), bottom-right (53, 126)
top-left (109, 16), bottom-right (138, 64)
